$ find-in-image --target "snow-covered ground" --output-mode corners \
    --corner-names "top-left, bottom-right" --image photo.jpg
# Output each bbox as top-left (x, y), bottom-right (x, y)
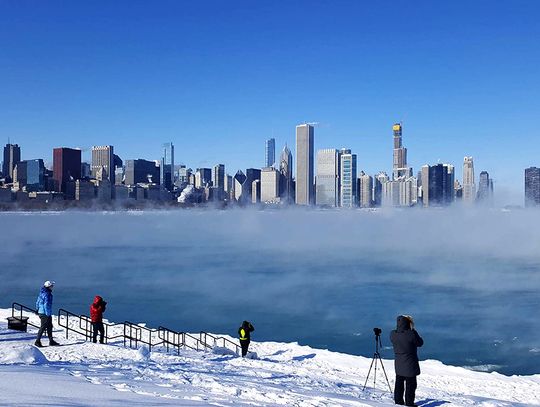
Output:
top-left (1, 309), bottom-right (539, 406)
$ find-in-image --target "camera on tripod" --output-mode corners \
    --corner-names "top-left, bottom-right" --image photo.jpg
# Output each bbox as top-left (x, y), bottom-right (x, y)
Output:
top-left (363, 326), bottom-right (391, 393)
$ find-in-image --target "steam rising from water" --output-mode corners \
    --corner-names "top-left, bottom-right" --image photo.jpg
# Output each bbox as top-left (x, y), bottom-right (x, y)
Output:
top-left (0, 208), bottom-right (539, 375)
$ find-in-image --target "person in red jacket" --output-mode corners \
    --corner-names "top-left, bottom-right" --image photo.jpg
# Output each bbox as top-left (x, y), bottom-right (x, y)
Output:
top-left (90, 296), bottom-right (107, 344)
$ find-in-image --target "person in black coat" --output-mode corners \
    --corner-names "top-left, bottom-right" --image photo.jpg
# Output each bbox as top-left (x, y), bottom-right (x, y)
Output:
top-left (390, 315), bottom-right (424, 406)
top-left (238, 320), bottom-right (255, 357)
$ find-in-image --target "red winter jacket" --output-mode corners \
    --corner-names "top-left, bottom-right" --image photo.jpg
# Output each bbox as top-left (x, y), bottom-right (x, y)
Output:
top-left (90, 296), bottom-right (107, 322)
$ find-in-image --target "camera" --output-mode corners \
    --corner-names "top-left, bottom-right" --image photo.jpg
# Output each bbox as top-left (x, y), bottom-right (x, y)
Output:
top-left (373, 327), bottom-right (382, 336)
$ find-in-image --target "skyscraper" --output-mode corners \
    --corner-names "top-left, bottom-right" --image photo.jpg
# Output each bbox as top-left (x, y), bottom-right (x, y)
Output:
top-left (233, 170), bottom-right (247, 202)
top-left (245, 168), bottom-right (261, 202)
top-left (295, 124), bottom-right (314, 205)
top-left (477, 171), bottom-right (493, 205)
top-left (462, 156), bottom-right (476, 204)
top-left (358, 171), bottom-right (373, 208)
top-left (279, 144), bottom-right (293, 203)
top-left (91, 146), bottom-right (114, 184)
top-left (2, 143), bottom-right (21, 182)
top-left (212, 164), bottom-right (225, 192)
top-left (315, 149), bottom-right (339, 207)
top-left (261, 167), bottom-right (280, 203)
top-left (265, 138), bottom-right (275, 168)
top-left (373, 172), bottom-right (389, 207)
top-left (53, 147), bottom-right (82, 193)
top-left (160, 142), bottom-right (175, 191)
top-left (13, 159), bottom-right (45, 192)
top-left (422, 163), bottom-right (454, 207)
top-left (340, 149), bottom-right (357, 207)
top-left (195, 168), bottom-right (212, 188)
top-left (525, 167), bottom-right (540, 207)
top-left (392, 123), bottom-right (408, 180)
top-left (124, 159), bottom-right (159, 185)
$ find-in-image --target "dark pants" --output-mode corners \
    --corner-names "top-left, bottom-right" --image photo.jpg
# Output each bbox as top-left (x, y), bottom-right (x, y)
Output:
top-left (394, 375), bottom-right (417, 406)
top-left (240, 340), bottom-right (250, 357)
top-left (92, 322), bottom-right (105, 343)
top-left (37, 315), bottom-right (53, 341)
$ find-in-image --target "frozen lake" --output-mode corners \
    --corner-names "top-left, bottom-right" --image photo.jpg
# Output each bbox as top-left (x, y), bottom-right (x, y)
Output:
top-left (1, 208), bottom-right (539, 375)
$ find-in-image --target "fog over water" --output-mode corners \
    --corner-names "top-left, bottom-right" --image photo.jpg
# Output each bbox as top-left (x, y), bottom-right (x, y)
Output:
top-left (1, 209), bottom-right (539, 375)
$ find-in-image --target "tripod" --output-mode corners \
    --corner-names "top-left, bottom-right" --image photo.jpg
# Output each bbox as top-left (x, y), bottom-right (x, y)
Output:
top-left (363, 331), bottom-right (392, 393)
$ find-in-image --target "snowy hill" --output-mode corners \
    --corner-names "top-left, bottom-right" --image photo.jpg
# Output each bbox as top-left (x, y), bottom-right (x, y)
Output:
top-left (1, 309), bottom-right (539, 406)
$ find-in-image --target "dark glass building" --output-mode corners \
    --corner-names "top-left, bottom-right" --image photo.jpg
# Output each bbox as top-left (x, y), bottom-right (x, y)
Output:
top-left (3, 143), bottom-right (21, 182)
top-left (125, 159), bottom-right (160, 185)
top-left (53, 148), bottom-right (82, 193)
top-left (14, 159), bottom-right (45, 192)
top-left (525, 167), bottom-right (540, 207)
top-left (426, 164), bottom-right (454, 206)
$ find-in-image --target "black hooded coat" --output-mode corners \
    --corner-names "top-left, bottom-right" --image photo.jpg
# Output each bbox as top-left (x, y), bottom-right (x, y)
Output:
top-left (390, 316), bottom-right (424, 377)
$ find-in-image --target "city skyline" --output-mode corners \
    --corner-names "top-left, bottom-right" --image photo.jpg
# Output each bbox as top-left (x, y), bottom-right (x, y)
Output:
top-left (3, 119), bottom-right (534, 208)
top-left (1, 2), bottom-right (540, 203)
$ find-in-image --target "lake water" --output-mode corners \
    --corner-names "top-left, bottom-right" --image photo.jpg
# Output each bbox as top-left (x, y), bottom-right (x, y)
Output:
top-left (1, 209), bottom-right (539, 375)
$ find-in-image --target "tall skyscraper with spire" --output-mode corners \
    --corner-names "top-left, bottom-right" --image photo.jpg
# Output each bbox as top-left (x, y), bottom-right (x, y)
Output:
top-left (295, 124), bottom-right (314, 205)
top-left (462, 156), bottom-right (476, 204)
top-left (392, 123), bottom-right (408, 180)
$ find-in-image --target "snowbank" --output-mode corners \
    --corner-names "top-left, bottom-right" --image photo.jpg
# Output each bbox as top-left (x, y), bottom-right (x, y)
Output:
top-left (0, 343), bottom-right (48, 365)
top-left (1, 308), bottom-right (539, 406)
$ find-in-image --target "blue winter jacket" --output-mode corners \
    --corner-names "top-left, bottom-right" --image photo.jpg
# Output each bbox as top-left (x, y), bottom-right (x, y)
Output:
top-left (36, 287), bottom-right (53, 316)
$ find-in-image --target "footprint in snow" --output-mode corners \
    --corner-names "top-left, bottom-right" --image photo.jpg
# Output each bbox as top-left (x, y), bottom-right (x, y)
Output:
top-left (112, 383), bottom-right (133, 392)
top-left (86, 376), bottom-right (102, 385)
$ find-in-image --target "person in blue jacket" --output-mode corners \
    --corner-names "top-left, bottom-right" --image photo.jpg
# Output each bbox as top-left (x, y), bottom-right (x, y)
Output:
top-left (35, 281), bottom-right (59, 347)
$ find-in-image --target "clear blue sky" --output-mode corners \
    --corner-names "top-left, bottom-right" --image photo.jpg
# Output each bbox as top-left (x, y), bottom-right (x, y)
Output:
top-left (1, 1), bottom-right (539, 203)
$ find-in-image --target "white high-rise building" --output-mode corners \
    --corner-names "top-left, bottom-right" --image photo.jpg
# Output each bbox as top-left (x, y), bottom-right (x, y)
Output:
top-left (463, 156), bottom-right (476, 204)
top-left (295, 124), bottom-right (314, 205)
top-left (261, 167), bottom-right (280, 203)
top-left (316, 149), bottom-right (339, 207)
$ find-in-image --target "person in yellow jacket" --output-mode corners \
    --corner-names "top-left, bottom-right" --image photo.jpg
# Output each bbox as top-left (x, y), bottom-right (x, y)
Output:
top-left (238, 320), bottom-right (255, 357)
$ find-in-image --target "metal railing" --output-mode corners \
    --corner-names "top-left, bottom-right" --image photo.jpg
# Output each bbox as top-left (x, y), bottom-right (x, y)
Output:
top-left (123, 321), bottom-right (164, 351)
top-left (10, 302), bottom-right (238, 357)
top-left (58, 308), bottom-right (124, 344)
top-left (158, 326), bottom-right (213, 354)
top-left (200, 331), bottom-right (240, 355)
top-left (11, 302), bottom-right (41, 329)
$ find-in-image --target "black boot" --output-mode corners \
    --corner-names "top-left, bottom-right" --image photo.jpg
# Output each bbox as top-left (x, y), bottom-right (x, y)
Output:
top-left (34, 340), bottom-right (43, 347)
top-left (49, 339), bottom-right (60, 346)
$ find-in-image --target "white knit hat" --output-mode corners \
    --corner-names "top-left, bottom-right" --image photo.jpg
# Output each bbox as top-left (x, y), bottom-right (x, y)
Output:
top-left (44, 281), bottom-right (55, 288)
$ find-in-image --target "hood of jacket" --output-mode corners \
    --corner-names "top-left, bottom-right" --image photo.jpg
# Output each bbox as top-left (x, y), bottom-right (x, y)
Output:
top-left (92, 295), bottom-right (103, 305)
top-left (396, 315), bottom-right (411, 332)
